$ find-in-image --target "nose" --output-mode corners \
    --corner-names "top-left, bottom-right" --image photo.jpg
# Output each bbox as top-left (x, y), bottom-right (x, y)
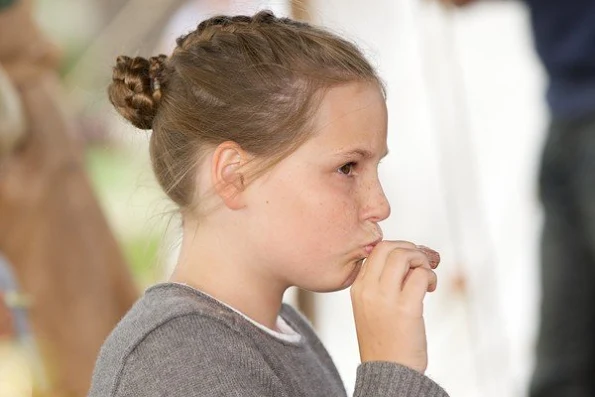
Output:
top-left (360, 177), bottom-right (391, 222)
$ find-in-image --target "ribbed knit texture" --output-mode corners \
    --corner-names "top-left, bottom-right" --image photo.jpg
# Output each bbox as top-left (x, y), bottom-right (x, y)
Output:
top-left (354, 362), bottom-right (448, 397)
top-left (88, 283), bottom-right (449, 396)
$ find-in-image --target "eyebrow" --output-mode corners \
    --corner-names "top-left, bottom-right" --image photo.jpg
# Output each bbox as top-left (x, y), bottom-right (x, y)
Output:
top-left (334, 148), bottom-right (390, 160)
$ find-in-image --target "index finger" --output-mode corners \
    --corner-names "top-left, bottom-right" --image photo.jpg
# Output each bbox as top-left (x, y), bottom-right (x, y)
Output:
top-left (357, 240), bottom-right (417, 283)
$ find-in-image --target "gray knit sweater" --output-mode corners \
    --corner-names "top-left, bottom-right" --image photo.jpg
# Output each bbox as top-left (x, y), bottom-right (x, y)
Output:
top-left (88, 283), bottom-right (449, 396)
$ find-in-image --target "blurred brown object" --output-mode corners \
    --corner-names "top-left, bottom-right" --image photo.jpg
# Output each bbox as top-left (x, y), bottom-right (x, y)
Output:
top-left (0, 65), bottom-right (26, 155)
top-left (0, 292), bottom-right (14, 339)
top-left (436, 0), bottom-right (479, 6)
top-left (0, 1), bottom-right (138, 396)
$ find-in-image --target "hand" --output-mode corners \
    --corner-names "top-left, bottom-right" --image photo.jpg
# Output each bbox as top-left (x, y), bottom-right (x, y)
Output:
top-left (350, 241), bottom-right (440, 374)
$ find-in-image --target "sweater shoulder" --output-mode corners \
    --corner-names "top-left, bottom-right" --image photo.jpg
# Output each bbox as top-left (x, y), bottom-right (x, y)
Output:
top-left (88, 283), bottom-right (258, 396)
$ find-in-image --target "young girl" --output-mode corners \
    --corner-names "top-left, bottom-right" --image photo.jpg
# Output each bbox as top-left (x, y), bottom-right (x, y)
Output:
top-left (89, 11), bottom-right (449, 397)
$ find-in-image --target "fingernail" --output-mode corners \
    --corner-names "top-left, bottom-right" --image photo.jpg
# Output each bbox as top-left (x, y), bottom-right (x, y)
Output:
top-left (416, 245), bottom-right (440, 266)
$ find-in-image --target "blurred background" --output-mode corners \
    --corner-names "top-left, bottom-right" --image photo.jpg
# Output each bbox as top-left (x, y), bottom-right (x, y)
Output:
top-left (0, 0), bottom-right (552, 396)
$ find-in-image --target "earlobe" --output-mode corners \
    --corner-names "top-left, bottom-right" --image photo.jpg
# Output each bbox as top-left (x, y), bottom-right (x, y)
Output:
top-left (212, 142), bottom-right (248, 209)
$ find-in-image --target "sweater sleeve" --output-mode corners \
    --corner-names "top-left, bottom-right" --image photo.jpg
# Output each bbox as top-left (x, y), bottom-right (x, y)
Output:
top-left (109, 314), bottom-right (291, 397)
top-left (354, 362), bottom-right (449, 397)
top-left (280, 304), bottom-right (449, 397)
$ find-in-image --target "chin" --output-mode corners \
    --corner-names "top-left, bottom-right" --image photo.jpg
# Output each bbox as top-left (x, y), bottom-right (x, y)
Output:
top-left (293, 258), bottom-right (365, 293)
top-left (312, 258), bottom-right (365, 292)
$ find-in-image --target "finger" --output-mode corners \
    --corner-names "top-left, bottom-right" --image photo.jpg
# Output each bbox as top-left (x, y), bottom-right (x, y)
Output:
top-left (416, 245), bottom-right (440, 269)
top-left (428, 273), bottom-right (438, 292)
top-left (379, 248), bottom-right (430, 294)
top-left (403, 267), bottom-right (438, 292)
top-left (401, 268), bottom-right (437, 304)
top-left (359, 240), bottom-right (417, 283)
top-left (401, 259), bottom-right (433, 287)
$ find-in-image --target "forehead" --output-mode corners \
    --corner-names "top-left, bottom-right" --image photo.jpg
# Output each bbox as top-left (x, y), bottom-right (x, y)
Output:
top-left (303, 82), bottom-right (388, 155)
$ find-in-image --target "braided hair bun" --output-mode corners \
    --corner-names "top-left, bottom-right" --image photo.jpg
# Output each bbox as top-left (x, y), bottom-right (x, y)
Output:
top-left (108, 54), bottom-right (167, 130)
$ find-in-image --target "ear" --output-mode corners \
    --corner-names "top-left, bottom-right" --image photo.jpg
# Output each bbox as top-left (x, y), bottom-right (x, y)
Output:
top-left (211, 141), bottom-right (249, 210)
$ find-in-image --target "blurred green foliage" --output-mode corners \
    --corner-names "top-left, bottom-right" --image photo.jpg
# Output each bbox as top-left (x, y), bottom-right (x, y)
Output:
top-left (85, 144), bottom-right (168, 288)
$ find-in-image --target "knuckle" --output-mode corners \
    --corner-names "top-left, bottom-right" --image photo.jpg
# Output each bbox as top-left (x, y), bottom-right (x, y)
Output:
top-left (386, 248), bottom-right (426, 268)
top-left (374, 240), bottom-right (392, 251)
top-left (386, 247), bottom-right (409, 261)
top-left (393, 240), bottom-right (417, 249)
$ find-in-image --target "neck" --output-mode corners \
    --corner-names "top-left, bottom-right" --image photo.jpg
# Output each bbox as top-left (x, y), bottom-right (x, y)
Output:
top-left (169, 219), bottom-right (287, 331)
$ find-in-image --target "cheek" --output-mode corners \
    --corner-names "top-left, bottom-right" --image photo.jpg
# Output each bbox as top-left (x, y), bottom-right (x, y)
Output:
top-left (258, 177), bottom-right (359, 252)
top-left (290, 185), bottom-right (359, 252)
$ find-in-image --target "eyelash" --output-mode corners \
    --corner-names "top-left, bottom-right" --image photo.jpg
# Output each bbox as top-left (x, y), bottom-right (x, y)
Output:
top-left (338, 162), bottom-right (357, 176)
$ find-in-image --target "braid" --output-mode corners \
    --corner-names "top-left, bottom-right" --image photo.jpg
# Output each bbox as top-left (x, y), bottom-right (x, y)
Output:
top-left (108, 54), bottom-right (168, 130)
top-left (252, 10), bottom-right (276, 24)
top-left (175, 11), bottom-right (297, 51)
top-left (148, 54), bottom-right (167, 101)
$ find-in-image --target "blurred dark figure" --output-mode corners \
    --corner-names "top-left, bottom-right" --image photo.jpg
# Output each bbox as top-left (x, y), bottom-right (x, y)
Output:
top-left (0, 1), bottom-right (138, 396)
top-left (439, 0), bottom-right (595, 395)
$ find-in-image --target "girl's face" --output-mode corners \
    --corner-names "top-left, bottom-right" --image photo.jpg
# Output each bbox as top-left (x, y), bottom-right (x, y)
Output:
top-left (244, 82), bottom-right (390, 292)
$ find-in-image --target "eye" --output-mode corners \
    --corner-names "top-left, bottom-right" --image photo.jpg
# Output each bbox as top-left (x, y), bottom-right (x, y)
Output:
top-left (338, 162), bottom-right (356, 176)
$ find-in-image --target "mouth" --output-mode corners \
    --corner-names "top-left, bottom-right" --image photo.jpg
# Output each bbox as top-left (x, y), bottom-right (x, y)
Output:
top-left (363, 237), bottom-right (382, 255)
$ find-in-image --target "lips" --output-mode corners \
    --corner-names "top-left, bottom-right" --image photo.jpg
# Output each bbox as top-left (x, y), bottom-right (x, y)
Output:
top-left (360, 242), bottom-right (440, 268)
top-left (363, 238), bottom-right (382, 255)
